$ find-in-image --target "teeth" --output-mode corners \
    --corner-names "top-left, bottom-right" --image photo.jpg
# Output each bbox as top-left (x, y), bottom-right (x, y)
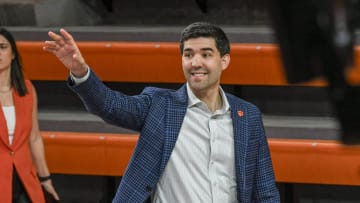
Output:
top-left (192, 73), bottom-right (206, 76)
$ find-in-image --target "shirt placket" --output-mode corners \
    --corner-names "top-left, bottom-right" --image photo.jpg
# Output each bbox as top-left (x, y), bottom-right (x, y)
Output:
top-left (208, 115), bottom-right (219, 203)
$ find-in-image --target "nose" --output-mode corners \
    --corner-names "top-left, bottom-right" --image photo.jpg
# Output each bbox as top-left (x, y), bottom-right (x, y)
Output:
top-left (191, 55), bottom-right (201, 67)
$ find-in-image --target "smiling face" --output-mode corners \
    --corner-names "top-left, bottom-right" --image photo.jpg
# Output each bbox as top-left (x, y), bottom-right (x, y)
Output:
top-left (182, 37), bottom-right (230, 95)
top-left (0, 35), bottom-right (13, 72)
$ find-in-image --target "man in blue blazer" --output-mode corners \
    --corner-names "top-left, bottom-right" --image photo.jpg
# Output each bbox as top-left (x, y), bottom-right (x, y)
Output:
top-left (44, 22), bottom-right (280, 202)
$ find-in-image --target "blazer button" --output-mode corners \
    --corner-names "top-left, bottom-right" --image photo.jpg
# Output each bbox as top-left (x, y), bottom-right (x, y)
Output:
top-left (10, 151), bottom-right (14, 156)
top-left (145, 186), bottom-right (152, 192)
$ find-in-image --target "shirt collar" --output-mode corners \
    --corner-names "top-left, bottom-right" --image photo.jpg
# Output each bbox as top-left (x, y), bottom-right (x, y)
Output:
top-left (186, 83), bottom-right (230, 113)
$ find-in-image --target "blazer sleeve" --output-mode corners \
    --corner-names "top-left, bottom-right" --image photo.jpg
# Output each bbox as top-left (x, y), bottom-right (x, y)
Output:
top-left (252, 110), bottom-right (280, 202)
top-left (67, 69), bottom-right (153, 131)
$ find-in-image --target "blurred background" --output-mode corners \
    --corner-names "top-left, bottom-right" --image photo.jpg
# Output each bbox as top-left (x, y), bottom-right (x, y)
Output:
top-left (2, 0), bottom-right (360, 202)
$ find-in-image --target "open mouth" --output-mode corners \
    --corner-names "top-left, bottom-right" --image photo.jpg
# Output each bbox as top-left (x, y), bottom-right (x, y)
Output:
top-left (191, 72), bottom-right (207, 77)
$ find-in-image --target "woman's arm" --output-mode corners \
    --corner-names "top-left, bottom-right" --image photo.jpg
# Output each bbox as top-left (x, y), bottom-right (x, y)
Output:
top-left (29, 85), bottom-right (60, 201)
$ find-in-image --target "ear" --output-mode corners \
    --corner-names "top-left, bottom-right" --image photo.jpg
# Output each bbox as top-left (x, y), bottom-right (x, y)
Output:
top-left (221, 54), bottom-right (230, 71)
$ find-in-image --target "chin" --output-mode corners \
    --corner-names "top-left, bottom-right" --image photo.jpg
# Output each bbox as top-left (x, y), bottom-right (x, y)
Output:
top-left (189, 83), bottom-right (206, 91)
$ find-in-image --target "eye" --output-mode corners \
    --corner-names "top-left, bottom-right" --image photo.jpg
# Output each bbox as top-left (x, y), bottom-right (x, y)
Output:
top-left (202, 53), bottom-right (211, 58)
top-left (0, 43), bottom-right (9, 49)
top-left (183, 52), bottom-right (193, 58)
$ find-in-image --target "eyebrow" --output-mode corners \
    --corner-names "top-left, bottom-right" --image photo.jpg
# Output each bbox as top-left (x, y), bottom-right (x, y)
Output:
top-left (183, 47), bottom-right (214, 52)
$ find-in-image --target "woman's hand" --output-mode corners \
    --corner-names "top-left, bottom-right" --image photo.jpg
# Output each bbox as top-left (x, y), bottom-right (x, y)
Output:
top-left (41, 179), bottom-right (60, 201)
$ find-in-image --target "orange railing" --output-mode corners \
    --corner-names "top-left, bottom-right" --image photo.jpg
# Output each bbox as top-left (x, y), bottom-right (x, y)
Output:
top-left (42, 131), bottom-right (360, 186)
top-left (17, 41), bottom-right (360, 86)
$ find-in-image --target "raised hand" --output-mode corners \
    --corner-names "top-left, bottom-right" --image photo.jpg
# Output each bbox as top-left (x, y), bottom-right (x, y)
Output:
top-left (43, 29), bottom-right (88, 77)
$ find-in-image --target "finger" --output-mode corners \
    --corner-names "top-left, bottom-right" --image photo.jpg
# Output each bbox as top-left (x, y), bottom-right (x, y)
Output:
top-left (48, 186), bottom-right (60, 200)
top-left (49, 31), bottom-right (65, 47)
top-left (48, 31), bottom-right (62, 42)
top-left (43, 41), bottom-right (58, 49)
top-left (42, 44), bottom-right (60, 54)
top-left (43, 182), bottom-right (60, 200)
top-left (42, 46), bottom-right (56, 54)
top-left (60, 28), bottom-right (75, 43)
top-left (51, 190), bottom-right (60, 201)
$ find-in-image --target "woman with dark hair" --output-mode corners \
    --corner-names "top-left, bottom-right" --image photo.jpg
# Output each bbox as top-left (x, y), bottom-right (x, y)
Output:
top-left (0, 27), bottom-right (59, 203)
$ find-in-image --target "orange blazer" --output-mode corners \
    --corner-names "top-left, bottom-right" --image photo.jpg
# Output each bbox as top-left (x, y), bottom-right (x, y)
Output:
top-left (0, 80), bottom-right (45, 203)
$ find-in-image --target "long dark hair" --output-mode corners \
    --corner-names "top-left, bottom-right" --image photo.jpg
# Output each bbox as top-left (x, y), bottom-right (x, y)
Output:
top-left (0, 27), bottom-right (28, 96)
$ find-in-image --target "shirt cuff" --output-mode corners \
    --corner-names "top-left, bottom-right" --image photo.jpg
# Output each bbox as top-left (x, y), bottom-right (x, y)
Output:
top-left (70, 67), bottom-right (90, 84)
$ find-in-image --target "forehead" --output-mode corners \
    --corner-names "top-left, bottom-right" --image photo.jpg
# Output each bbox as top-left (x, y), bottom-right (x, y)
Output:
top-left (183, 37), bottom-right (217, 51)
top-left (0, 35), bottom-right (9, 43)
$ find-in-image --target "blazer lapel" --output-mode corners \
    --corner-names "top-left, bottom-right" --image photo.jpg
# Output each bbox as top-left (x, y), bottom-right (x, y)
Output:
top-left (0, 105), bottom-right (10, 148)
top-left (228, 95), bottom-right (248, 202)
top-left (0, 90), bottom-right (24, 149)
top-left (11, 89), bottom-right (30, 150)
top-left (159, 85), bottom-right (188, 173)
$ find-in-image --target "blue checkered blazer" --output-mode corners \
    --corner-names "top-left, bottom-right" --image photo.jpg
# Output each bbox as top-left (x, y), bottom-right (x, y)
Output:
top-left (69, 70), bottom-right (280, 203)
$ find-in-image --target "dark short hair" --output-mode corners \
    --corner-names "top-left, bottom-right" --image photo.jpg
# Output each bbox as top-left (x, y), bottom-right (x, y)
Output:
top-left (180, 22), bottom-right (230, 57)
top-left (0, 27), bottom-right (27, 96)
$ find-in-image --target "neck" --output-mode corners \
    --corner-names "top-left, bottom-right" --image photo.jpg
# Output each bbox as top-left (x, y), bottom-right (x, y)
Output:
top-left (194, 88), bottom-right (222, 112)
top-left (212, 91), bottom-right (223, 112)
top-left (0, 68), bottom-right (11, 85)
top-left (0, 88), bottom-right (11, 93)
top-left (0, 81), bottom-right (11, 93)
top-left (0, 70), bottom-right (11, 91)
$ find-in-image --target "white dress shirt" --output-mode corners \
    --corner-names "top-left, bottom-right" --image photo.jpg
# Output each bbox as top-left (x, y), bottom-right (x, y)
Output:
top-left (152, 83), bottom-right (237, 203)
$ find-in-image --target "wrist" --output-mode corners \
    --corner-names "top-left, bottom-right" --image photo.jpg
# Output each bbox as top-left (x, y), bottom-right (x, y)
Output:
top-left (71, 64), bottom-right (89, 78)
top-left (38, 174), bottom-right (51, 182)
